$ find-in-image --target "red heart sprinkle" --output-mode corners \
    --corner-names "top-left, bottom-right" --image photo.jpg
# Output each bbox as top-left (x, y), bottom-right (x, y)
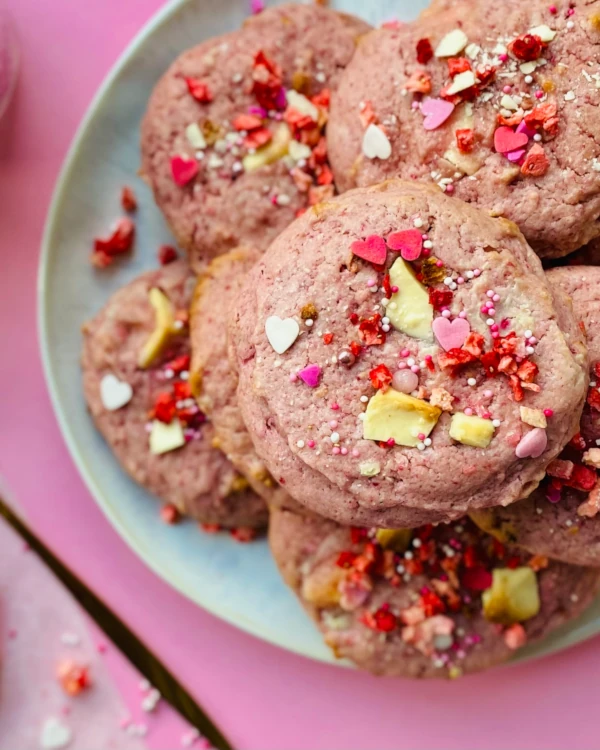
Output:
top-left (494, 126), bottom-right (529, 155)
top-left (171, 155), bottom-right (199, 186)
top-left (387, 229), bottom-right (423, 261)
top-left (351, 235), bottom-right (387, 265)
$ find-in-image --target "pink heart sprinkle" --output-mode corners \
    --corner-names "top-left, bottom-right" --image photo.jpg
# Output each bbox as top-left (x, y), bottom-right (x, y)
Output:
top-left (506, 148), bottom-right (526, 163)
top-left (515, 428), bottom-right (548, 459)
top-left (171, 155), bottom-right (199, 186)
top-left (494, 126), bottom-right (529, 155)
top-left (421, 98), bottom-right (455, 131)
top-left (351, 235), bottom-right (387, 266)
top-left (387, 229), bottom-right (423, 261)
top-left (297, 364), bottom-right (321, 388)
top-left (432, 316), bottom-right (471, 352)
top-left (516, 120), bottom-right (537, 139)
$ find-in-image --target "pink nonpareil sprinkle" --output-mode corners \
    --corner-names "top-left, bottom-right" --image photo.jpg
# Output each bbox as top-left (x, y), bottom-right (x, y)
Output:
top-left (332, 446), bottom-right (341, 455)
top-left (289, 372), bottom-right (298, 383)
top-left (250, 0), bottom-right (264, 13)
top-left (549, 4), bottom-right (557, 13)
top-left (307, 440), bottom-right (316, 449)
top-left (329, 420), bottom-right (338, 429)
top-left (401, 348), bottom-right (410, 357)
top-left (331, 403), bottom-right (340, 410)
top-left (341, 447), bottom-right (348, 455)
top-left (352, 448), bottom-right (360, 457)
top-left (445, 184), bottom-right (455, 194)
top-left (297, 364), bottom-right (321, 388)
top-left (544, 408), bottom-right (554, 417)
top-left (535, 90), bottom-right (544, 99)
top-left (499, 53), bottom-right (508, 62)
top-left (464, 408), bottom-right (474, 416)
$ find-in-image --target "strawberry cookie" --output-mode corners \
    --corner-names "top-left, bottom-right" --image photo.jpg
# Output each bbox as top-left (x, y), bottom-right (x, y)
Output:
top-left (230, 181), bottom-right (587, 527)
top-left (81, 261), bottom-right (268, 529)
top-left (472, 266), bottom-right (600, 565)
top-left (270, 509), bottom-right (600, 677)
top-left (327, 0), bottom-right (600, 258)
top-left (189, 246), bottom-right (295, 510)
top-left (141, 3), bottom-right (370, 271)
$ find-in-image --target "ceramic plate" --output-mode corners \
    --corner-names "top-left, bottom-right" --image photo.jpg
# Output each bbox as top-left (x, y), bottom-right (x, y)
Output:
top-left (39, 0), bottom-right (600, 668)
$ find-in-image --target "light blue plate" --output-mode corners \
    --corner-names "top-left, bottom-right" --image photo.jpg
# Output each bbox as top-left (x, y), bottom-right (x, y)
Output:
top-left (38, 0), bottom-right (600, 669)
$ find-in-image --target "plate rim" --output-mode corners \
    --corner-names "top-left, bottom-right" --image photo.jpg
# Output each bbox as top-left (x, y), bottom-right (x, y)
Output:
top-left (36, 0), bottom-right (339, 666)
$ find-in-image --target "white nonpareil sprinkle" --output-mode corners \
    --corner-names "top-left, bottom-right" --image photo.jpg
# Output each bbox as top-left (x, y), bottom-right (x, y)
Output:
top-left (467, 378), bottom-right (477, 387)
top-left (564, 90), bottom-right (576, 101)
top-left (330, 432), bottom-right (340, 443)
top-left (297, 440), bottom-right (305, 448)
top-left (305, 318), bottom-right (314, 327)
top-left (413, 217), bottom-right (424, 228)
top-left (360, 395), bottom-right (369, 403)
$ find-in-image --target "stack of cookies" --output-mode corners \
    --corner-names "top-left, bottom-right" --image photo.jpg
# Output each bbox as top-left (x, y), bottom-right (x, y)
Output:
top-left (82, 1), bottom-right (600, 677)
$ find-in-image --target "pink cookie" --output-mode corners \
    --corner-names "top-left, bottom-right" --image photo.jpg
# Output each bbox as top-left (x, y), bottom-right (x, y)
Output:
top-left (230, 181), bottom-right (587, 528)
top-left (141, 3), bottom-right (370, 271)
top-left (82, 261), bottom-right (268, 529)
top-left (327, 0), bottom-right (600, 258)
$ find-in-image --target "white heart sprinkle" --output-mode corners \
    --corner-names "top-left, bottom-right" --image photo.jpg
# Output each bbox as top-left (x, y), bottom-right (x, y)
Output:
top-left (40, 717), bottom-right (72, 749)
top-left (362, 124), bottom-right (392, 161)
top-left (435, 29), bottom-right (469, 58)
top-left (100, 373), bottom-right (133, 412)
top-left (265, 316), bottom-right (300, 354)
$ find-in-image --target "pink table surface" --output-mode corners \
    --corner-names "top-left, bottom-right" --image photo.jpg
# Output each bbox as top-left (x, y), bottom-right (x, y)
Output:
top-left (2, 1), bottom-right (600, 748)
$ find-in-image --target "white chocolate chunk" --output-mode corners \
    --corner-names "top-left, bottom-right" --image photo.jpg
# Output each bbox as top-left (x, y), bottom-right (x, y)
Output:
top-left (138, 288), bottom-right (177, 369)
top-left (446, 70), bottom-right (477, 95)
top-left (482, 567), bottom-right (540, 624)
top-left (288, 140), bottom-right (312, 162)
top-left (529, 24), bottom-right (557, 42)
top-left (149, 419), bottom-right (185, 455)
top-left (387, 258), bottom-right (434, 340)
top-left (285, 90), bottom-right (319, 121)
top-left (442, 106), bottom-right (482, 176)
top-left (185, 122), bottom-right (207, 149)
top-left (243, 123), bottom-right (291, 172)
top-left (376, 528), bottom-right (412, 552)
top-left (359, 460), bottom-right (381, 477)
top-left (363, 390), bottom-right (441, 447)
top-left (520, 61), bottom-right (537, 74)
top-left (583, 448), bottom-right (600, 468)
top-left (500, 94), bottom-right (519, 111)
top-left (449, 413), bottom-right (495, 448)
top-left (435, 29), bottom-right (469, 58)
top-left (519, 406), bottom-right (547, 429)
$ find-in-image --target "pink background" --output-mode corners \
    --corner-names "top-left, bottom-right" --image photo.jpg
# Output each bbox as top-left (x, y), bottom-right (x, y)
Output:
top-left (2, 1), bottom-right (600, 748)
